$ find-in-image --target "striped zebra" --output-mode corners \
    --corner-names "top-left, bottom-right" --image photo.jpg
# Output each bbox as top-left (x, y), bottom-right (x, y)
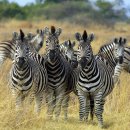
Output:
top-left (60, 40), bottom-right (78, 68)
top-left (98, 37), bottom-right (127, 83)
top-left (75, 30), bottom-right (125, 128)
top-left (44, 26), bottom-right (70, 120)
top-left (0, 29), bottom-right (44, 66)
top-left (59, 40), bottom-right (79, 119)
top-left (10, 30), bottom-right (47, 115)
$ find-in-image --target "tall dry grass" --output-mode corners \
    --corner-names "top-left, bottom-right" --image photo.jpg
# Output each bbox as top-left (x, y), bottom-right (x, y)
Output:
top-left (0, 20), bottom-right (130, 130)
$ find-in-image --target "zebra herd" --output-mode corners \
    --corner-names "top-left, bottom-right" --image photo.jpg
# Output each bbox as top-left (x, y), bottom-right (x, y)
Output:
top-left (0, 26), bottom-right (129, 128)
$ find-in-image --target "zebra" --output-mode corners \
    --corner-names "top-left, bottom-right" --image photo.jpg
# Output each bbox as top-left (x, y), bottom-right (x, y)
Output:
top-left (43, 26), bottom-right (70, 120)
top-left (28, 29), bottom-right (44, 52)
top-left (59, 40), bottom-right (79, 119)
top-left (0, 29), bottom-right (44, 66)
top-left (60, 40), bottom-right (78, 68)
top-left (75, 30), bottom-right (125, 128)
top-left (10, 29), bottom-right (47, 115)
top-left (98, 37), bottom-right (127, 84)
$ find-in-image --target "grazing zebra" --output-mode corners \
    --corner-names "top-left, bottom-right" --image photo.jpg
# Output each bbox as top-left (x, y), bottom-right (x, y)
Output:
top-left (44, 26), bottom-right (70, 120)
top-left (0, 29), bottom-right (44, 66)
top-left (98, 37), bottom-right (127, 83)
top-left (10, 30), bottom-right (47, 114)
top-left (75, 30), bottom-right (125, 128)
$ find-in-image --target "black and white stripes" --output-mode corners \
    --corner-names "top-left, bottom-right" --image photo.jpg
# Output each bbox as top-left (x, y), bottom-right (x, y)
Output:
top-left (98, 37), bottom-right (127, 83)
top-left (75, 30), bottom-right (116, 128)
top-left (0, 29), bottom-right (44, 66)
top-left (10, 30), bottom-right (47, 114)
top-left (44, 26), bottom-right (69, 119)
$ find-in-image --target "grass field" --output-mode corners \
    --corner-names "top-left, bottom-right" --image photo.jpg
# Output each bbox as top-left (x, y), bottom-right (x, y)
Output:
top-left (0, 20), bottom-right (130, 130)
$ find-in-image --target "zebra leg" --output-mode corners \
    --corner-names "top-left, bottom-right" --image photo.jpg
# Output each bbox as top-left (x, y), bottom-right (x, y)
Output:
top-left (34, 92), bottom-right (43, 115)
top-left (46, 89), bottom-right (55, 119)
top-left (84, 98), bottom-right (90, 122)
top-left (62, 94), bottom-right (70, 120)
top-left (15, 92), bottom-right (25, 111)
top-left (94, 91), bottom-right (104, 128)
top-left (55, 88), bottom-right (65, 120)
top-left (78, 90), bottom-right (86, 121)
top-left (29, 92), bottom-right (35, 105)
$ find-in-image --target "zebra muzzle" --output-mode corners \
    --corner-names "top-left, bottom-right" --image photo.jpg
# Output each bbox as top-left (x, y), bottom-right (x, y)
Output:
top-left (79, 57), bottom-right (87, 69)
top-left (17, 57), bottom-right (26, 67)
top-left (118, 56), bottom-right (123, 64)
top-left (71, 61), bottom-right (78, 68)
top-left (49, 50), bottom-right (56, 61)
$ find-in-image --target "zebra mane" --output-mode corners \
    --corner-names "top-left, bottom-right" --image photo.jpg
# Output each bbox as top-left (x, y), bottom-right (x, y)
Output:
top-left (51, 26), bottom-right (56, 34)
top-left (82, 30), bottom-right (88, 42)
top-left (20, 29), bottom-right (25, 42)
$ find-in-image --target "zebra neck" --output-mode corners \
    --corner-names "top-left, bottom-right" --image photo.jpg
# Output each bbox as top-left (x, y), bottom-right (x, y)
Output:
top-left (15, 62), bottom-right (30, 71)
top-left (12, 63), bottom-right (33, 91)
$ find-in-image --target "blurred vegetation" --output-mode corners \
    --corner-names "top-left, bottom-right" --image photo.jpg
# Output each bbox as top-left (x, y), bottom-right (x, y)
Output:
top-left (0, 0), bottom-right (129, 25)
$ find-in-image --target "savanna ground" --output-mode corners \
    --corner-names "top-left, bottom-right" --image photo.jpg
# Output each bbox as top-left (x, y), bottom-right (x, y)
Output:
top-left (0, 20), bottom-right (130, 130)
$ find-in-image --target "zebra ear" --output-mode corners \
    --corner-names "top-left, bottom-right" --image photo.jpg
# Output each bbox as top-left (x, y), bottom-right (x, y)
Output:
top-left (56, 28), bottom-right (62, 36)
top-left (44, 27), bottom-right (50, 36)
top-left (68, 40), bottom-right (72, 47)
top-left (12, 32), bottom-right (18, 40)
top-left (114, 38), bottom-right (118, 44)
top-left (75, 33), bottom-right (81, 41)
top-left (63, 41), bottom-right (68, 47)
top-left (123, 38), bottom-right (127, 44)
top-left (89, 33), bottom-right (94, 42)
top-left (72, 41), bottom-right (76, 48)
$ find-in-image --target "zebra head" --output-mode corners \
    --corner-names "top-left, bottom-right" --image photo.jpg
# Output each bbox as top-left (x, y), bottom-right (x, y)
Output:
top-left (13, 29), bottom-right (29, 68)
top-left (27, 29), bottom-right (44, 52)
top-left (44, 26), bottom-right (61, 62)
top-left (114, 37), bottom-right (127, 64)
top-left (75, 30), bottom-right (94, 69)
top-left (63, 40), bottom-right (78, 68)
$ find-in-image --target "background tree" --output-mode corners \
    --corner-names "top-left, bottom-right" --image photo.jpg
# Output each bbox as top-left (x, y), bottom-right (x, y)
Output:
top-left (0, 0), bottom-right (9, 4)
top-left (35, 0), bottom-right (45, 4)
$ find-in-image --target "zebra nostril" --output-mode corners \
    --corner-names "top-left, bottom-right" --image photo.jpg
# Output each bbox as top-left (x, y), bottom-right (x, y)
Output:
top-left (49, 50), bottom-right (56, 61)
top-left (18, 57), bottom-right (26, 63)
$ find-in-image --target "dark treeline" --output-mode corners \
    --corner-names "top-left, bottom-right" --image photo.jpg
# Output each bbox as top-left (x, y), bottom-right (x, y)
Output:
top-left (0, 0), bottom-right (129, 25)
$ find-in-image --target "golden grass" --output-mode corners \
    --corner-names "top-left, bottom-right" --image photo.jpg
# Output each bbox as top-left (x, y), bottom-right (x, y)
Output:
top-left (0, 19), bottom-right (130, 130)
